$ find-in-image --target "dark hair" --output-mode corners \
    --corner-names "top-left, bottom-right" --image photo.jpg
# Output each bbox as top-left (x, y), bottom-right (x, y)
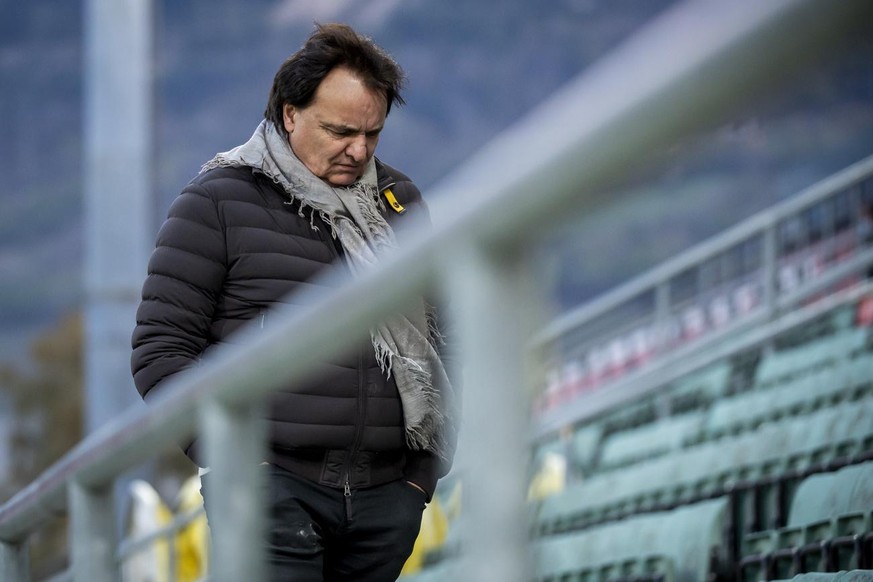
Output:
top-left (265, 23), bottom-right (406, 137)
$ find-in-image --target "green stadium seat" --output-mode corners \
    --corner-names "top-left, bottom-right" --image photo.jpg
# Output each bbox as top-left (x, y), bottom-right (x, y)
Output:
top-left (754, 329), bottom-right (868, 390)
top-left (788, 462), bottom-right (873, 528)
top-left (601, 397), bottom-right (659, 433)
top-left (570, 424), bottom-right (603, 475)
top-left (533, 499), bottom-right (728, 582)
top-left (667, 362), bottom-right (732, 412)
top-left (584, 554), bottom-right (677, 582)
top-left (598, 411), bottom-right (705, 470)
top-left (739, 461), bottom-right (873, 580)
top-left (845, 353), bottom-right (873, 397)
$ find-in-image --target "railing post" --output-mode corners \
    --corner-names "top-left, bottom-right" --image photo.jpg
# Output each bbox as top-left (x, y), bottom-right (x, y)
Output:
top-left (68, 481), bottom-right (118, 582)
top-left (201, 397), bottom-right (267, 582)
top-left (0, 540), bottom-right (30, 581)
top-left (447, 241), bottom-right (537, 582)
top-left (654, 280), bottom-right (671, 357)
top-left (762, 222), bottom-right (779, 320)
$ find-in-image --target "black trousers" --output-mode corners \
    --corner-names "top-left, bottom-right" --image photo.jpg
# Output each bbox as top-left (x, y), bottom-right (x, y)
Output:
top-left (202, 463), bottom-right (426, 581)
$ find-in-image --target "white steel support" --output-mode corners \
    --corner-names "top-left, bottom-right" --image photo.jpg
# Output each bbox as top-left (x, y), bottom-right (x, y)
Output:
top-left (762, 223), bottom-right (779, 319)
top-left (68, 481), bottom-right (117, 582)
top-left (83, 0), bottom-right (154, 434)
top-left (0, 541), bottom-right (29, 582)
top-left (654, 281), bottom-right (671, 356)
top-left (201, 398), bottom-right (267, 582)
top-left (448, 242), bottom-right (539, 582)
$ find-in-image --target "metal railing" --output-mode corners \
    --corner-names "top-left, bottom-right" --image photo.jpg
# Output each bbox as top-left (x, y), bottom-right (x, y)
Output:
top-left (2, 1), bottom-right (871, 580)
top-left (534, 154), bottom-right (873, 436)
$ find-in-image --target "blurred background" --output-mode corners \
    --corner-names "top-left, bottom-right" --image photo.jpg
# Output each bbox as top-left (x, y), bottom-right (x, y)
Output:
top-left (1, 0), bottom-right (873, 579)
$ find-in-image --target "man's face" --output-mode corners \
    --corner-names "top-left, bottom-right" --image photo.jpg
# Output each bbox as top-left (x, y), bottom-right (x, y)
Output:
top-left (283, 67), bottom-right (387, 187)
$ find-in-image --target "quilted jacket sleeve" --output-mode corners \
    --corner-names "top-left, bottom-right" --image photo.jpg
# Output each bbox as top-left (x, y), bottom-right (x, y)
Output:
top-left (131, 183), bottom-right (228, 401)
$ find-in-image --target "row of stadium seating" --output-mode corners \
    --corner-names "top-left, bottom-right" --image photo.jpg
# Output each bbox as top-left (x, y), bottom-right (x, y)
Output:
top-left (534, 396), bottom-right (873, 537)
top-left (536, 321), bottom-right (870, 478)
top-left (402, 309), bottom-right (873, 580)
top-left (534, 498), bottom-right (729, 581)
top-left (535, 462), bottom-right (873, 581)
top-left (595, 348), bottom-right (873, 472)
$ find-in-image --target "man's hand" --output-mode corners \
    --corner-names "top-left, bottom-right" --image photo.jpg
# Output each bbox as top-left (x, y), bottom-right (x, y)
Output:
top-left (405, 480), bottom-right (427, 496)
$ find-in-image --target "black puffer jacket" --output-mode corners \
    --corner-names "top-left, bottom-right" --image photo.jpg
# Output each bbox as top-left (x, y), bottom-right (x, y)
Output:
top-left (131, 159), bottom-right (451, 497)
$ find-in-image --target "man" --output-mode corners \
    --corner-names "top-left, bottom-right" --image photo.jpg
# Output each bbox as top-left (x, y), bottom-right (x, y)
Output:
top-left (131, 23), bottom-right (457, 581)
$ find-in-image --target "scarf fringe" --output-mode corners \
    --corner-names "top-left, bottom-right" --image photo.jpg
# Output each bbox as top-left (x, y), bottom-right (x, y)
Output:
top-left (424, 304), bottom-right (446, 348)
top-left (375, 342), bottom-right (449, 459)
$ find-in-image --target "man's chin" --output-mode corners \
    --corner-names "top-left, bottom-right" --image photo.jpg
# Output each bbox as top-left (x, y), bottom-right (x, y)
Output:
top-left (326, 171), bottom-right (360, 187)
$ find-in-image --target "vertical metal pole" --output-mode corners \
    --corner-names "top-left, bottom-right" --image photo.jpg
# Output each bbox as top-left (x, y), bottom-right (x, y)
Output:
top-left (201, 398), bottom-right (267, 582)
top-left (654, 280), bottom-right (671, 357)
top-left (0, 541), bottom-right (30, 582)
top-left (448, 241), bottom-right (536, 582)
top-left (83, 0), bottom-right (154, 433)
top-left (69, 481), bottom-right (118, 582)
top-left (83, 0), bottom-right (155, 542)
top-left (762, 222), bottom-right (778, 320)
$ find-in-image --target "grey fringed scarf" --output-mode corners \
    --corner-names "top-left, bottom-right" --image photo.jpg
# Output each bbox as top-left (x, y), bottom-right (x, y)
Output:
top-left (201, 120), bottom-right (452, 460)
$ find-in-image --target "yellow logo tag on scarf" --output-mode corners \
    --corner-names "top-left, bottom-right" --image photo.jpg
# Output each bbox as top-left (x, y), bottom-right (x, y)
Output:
top-left (383, 188), bottom-right (406, 214)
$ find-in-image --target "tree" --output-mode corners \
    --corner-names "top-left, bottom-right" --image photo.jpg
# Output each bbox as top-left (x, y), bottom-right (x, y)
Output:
top-left (0, 312), bottom-right (83, 577)
top-left (0, 311), bottom-right (200, 577)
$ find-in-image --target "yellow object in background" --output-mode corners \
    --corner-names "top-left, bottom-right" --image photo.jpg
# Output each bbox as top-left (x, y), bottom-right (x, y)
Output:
top-left (400, 480), bottom-right (462, 576)
top-left (174, 475), bottom-right (210, 582)
top-left (527, 451), bottom-right (567, 501)
top-left (124, 475), bottom-right (209, 582)
top-left (400, 494), bottom-right (450, 575)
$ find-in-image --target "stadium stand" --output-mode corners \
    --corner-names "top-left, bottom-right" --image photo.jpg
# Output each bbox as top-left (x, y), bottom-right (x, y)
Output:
top-left (406, 272), bottom-right (873, 580)
top-left (401, 152), bottom-right (873, 581)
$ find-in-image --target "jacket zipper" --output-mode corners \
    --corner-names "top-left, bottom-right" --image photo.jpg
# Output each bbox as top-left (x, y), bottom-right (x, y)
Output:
top-left (343, 481), bottom-right (352, 518)
top-left (297, 183), bottom-right (375, 520)
top-left (343, 347), bottom-right (367, 520)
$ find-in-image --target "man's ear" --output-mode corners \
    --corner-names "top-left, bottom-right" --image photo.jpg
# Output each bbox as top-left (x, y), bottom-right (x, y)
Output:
top-left (282, 103), bottom-right (296, 134)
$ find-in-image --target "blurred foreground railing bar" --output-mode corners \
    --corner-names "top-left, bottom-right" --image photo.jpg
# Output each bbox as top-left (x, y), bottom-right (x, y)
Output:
top-left (2, 0), bottom-right (872, 580)
top-left (68, 482), bottom-right (115, 581)
top-left (449, 243), bottom-right (539, 581)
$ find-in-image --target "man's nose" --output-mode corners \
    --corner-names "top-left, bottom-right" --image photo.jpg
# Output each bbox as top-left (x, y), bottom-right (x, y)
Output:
top-left (346, 136), bottom-right (368, 162)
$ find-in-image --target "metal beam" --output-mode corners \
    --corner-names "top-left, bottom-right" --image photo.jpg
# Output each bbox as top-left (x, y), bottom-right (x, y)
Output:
top-left (448, 242), bottom-right (539, 582)
top-left (83, 0), bottom-right (154, 434)
top-left (0, 540), bottom-right (30, 582)
top-left (68, 481), bottom-right (117, 582)
top-left (200, 398), bottom-right (267, 582)
top-left (533, 143), bottom-right (873, 347)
